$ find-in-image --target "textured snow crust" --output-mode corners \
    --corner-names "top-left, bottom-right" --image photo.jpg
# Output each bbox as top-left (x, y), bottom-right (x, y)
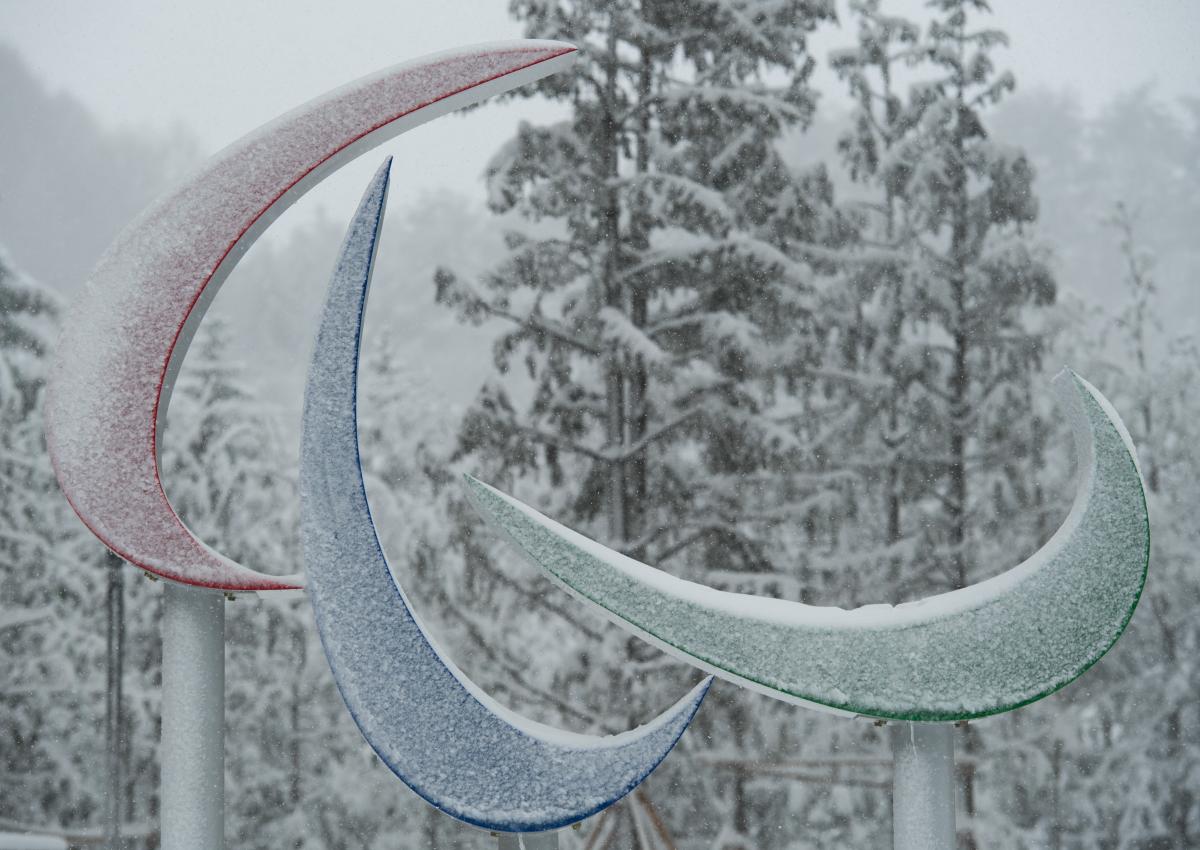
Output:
top-left (300, 162), bottom-right (708, 832)
top-left (466, 373), bottom-right (1149, 721)
top-left (43, 41), bottom-right (576, 590)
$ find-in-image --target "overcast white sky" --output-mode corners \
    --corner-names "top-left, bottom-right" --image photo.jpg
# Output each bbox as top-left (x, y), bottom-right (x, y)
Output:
top-left (3, 0), bottom-right (1197, 229)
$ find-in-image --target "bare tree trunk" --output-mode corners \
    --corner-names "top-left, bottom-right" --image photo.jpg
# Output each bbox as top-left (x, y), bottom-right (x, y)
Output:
top-left (600, 19), bottom-right (626, 545)
top-left (289, 680), bottom-right (302, 814)
top-left (945, 26), bottom-right (972, 593)
top-left (880, 56), bottom-right (903, 566)
top-left (1049, 737), bottom-right (1064, 850)
top-left (622, 41), bottom-right (655, 551)
top-left (947, 32), bottom-right (975, 850)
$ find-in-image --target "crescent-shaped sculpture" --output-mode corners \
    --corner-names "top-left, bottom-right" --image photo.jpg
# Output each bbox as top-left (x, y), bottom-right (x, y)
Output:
top-left (44, 41), bottom-right (579, 591)
top-left (465, 372), bottom-right (1149, 722)
top-left (301, 159), bottom-right (711, 833)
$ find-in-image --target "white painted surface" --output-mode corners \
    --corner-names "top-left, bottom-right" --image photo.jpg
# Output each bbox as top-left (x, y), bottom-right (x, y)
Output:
top-left (891, 723), bottom-right (956, 850)
top-left (160, 584), bottom-right (225, 850)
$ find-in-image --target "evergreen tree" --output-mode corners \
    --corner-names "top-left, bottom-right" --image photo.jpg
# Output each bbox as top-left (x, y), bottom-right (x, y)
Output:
top-left (1056, 207), bottom-right (1200, 849)
top-left (433, 2), bottom-right (845, 846)
top-left (896, 8), bottom-right (1054, 846)
top-left (827, 0), bottom-right (923, 597)
top-left (825, 1), bottom-right (1057, 845)
top-left (872, 0), bottom-right (1053, 593)
top-left (0, 246), bottom-right (108, 830)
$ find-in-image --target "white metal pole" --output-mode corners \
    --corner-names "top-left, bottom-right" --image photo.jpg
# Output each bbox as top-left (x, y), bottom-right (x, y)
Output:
top-left (891, 722), bottom-right (956, 850)
top-left (161, 583), bottom-right (225, 850)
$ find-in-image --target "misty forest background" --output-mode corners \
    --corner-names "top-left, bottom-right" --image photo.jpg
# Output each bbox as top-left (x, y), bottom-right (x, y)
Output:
top-left (2, 1), bottom-right (1199, 848)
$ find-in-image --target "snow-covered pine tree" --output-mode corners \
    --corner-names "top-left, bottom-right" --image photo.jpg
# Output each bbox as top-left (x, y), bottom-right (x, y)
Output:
top-left (695, 6), bottom-right (940, 846)
top-left (431, 2), bottom-right (849, 846)
top-left (826, 0), bottom-right (924, 597)
top-left (859, 0), bottom-right (1054, 595)
top-left (893, 7), bottom-right (1056, 845)
top-left (825, 1), bottom-right (1058, 846)
top-left (0, 246), bottom-right (109, 831)
top-left (1052, 207), bottom-right (1200, 849)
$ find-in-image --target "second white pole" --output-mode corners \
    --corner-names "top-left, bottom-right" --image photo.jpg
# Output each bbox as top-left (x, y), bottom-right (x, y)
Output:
top-left (891, 722), bottom-right (956, 850)
top-left (161, 583), bottom-right (225, 850)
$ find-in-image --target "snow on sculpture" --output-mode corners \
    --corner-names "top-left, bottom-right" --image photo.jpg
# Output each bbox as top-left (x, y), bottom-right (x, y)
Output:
top-left (465, 371), bottom-right (1149, 722)
top-left (43, 40), bottom-right (580, 591)
top-left (300, 159), bottom-right (711, 833)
